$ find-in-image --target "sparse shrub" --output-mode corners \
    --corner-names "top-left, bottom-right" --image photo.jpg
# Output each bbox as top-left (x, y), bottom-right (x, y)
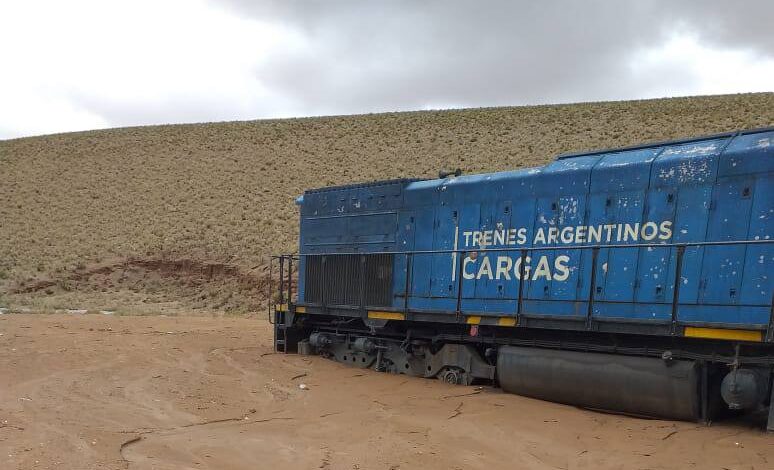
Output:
top-left (1, 93), bottom-right (773, 314)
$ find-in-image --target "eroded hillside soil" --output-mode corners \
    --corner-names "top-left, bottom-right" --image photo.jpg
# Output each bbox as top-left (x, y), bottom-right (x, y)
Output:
top-left (1, 94), bottom-right (773, 313)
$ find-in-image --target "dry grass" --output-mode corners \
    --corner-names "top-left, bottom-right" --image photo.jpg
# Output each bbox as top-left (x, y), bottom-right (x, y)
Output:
top-left (1, 93), bottom-right (773, 312)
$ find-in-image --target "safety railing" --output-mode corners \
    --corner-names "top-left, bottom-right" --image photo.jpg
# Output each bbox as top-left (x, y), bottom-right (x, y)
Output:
top-left (270, 239), bottom-right (774, 338)
top-left (268, 254), bottom-right (298, 325)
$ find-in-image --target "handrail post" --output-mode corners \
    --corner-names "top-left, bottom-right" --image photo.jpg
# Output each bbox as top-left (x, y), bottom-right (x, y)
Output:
top-left (287, 256), bottom-right (293, 306)
top-left (456, 250), bottom-right (465, 321)
top-left (268, 256), bottom-right (273, 324)
top-left (671, 245), bottom-right (686, 335)
top-left (321, 256), bottom-right (327, 310)
top-left (586, 247), bottom-right (600, 330)
top-left (517, 248), bottom-right (527, 318)
top-left (403, 253), bottom-right (412, 313)
top-left (279, 255), bottom-right (285, 305)
top-left (359, 254), bottom-right (366, 309)
top-left (767, 292), bottom-right (774, 343)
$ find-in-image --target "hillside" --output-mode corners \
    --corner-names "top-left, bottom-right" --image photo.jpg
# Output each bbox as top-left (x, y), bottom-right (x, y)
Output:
top-left (1, 93), bottom-right (773, 313)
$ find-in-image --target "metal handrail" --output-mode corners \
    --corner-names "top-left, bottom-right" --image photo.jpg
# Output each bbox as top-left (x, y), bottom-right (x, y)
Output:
top-left (297, 238), bottom-right (773, 257)
top-left (270, 240), bottom-right (773, 338)
top-left (267, 255), bottom-right (299, 323)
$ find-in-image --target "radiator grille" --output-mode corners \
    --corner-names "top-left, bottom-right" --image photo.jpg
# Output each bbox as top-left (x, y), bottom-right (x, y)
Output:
top-left (304, 254), bottom-right (393, 307)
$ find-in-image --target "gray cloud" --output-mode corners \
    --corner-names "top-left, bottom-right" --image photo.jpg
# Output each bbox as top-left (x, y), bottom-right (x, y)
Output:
top-left (215, 0), bottom-right (774, 114)
top-left (3, 1), bottom-right (772, 139)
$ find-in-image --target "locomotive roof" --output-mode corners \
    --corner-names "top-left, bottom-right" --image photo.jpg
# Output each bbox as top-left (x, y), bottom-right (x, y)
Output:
top-left (303, 178), bottom-right (426, 195)
top-left (300, 127), bottom-right (773, 196)
top-left (556, 126), bottom-right (774, 160)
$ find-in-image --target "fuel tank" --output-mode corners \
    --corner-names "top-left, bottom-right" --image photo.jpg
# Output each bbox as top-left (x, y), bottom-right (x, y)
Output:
top-left (497, 346), bottom-right (701, 420)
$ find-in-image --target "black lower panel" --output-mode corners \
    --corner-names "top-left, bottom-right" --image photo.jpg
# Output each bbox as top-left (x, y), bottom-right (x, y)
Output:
top-left (497, 346), bottom-right (701, 420)
top-left (304, 254), bottom-right (393, 307)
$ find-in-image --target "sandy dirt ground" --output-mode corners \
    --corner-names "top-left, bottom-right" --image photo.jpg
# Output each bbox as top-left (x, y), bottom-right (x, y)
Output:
top-left (1, 314), bottom-right (771, 470)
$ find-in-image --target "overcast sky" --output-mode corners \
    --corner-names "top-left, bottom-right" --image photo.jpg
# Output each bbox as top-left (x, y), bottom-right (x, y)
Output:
top-left (1, 0), bottom-right (773, 139)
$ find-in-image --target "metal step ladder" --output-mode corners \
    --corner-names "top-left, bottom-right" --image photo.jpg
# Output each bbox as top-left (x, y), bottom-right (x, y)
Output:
top-left (269, 254), bottom-right (296, 354)
top-left (273, 307), bottom-right (287, 353)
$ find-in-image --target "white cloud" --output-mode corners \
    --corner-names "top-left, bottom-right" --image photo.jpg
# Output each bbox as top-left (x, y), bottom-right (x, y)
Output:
top-left (631, 34), bottom-right (774, 98)
top-left (0, 0), bottom-right (302, 138)
top-left (0, 1), bottom-right (772, 139)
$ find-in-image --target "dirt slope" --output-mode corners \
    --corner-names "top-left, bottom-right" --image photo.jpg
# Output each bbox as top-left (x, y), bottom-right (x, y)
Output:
top-left (1, 93), bottom-right (773, 312)
top-left (1, 313), bottom-right (771, 470)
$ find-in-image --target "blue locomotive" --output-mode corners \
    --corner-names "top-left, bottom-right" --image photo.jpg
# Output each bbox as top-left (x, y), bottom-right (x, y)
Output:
top-left (273, 127), bottom-right (774, 429)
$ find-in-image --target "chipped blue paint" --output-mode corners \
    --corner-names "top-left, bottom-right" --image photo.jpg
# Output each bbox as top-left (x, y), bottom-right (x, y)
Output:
top-left (296, 128), bottom-right (774, 329)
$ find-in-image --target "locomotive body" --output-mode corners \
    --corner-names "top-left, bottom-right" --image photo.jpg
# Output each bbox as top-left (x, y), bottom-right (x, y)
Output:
top-left (274, 128), bottom-right (774, 429)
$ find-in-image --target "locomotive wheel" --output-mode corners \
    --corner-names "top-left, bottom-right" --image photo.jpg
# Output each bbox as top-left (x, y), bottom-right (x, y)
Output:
top-left (438, 366), bottom-right (465, 385)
